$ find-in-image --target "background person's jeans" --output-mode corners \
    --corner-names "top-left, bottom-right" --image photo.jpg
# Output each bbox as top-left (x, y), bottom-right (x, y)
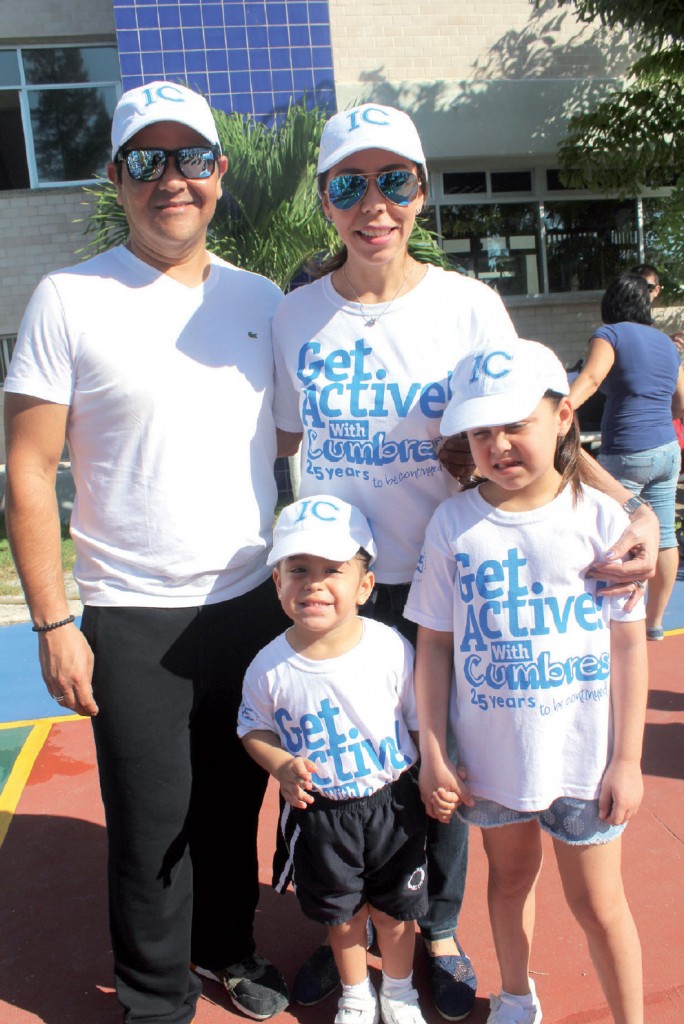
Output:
top-left (599, 438), bottom-right (680, 548)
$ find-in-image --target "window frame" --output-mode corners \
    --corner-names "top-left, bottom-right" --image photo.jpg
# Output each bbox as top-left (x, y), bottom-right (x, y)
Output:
top-left (429, 163), bottom-right (670, 299)
top-left (0, 43), bottom-right (121, 191)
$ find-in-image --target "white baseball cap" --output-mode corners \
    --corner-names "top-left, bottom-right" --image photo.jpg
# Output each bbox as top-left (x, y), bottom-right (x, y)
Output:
top-left (268, 495), bottom-right (377, 567)
top-left (441, 338), bottom-right (570, 436)
top-left (317, 103), bottom-right (427, 176)
top-left (111, 81), bottom-right (220, 159)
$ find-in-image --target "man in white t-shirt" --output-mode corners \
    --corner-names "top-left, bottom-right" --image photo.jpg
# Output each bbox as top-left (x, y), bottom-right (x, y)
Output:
top-left (4, 82), bottom-right (295, 1024)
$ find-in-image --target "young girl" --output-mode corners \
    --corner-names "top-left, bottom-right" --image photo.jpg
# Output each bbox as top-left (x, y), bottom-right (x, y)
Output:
top-left (405, 338), bottom-right (647, 1024)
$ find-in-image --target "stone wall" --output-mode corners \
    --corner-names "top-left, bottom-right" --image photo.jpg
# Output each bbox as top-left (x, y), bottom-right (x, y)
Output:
top-left (0, 188), bottom-right (99, 336)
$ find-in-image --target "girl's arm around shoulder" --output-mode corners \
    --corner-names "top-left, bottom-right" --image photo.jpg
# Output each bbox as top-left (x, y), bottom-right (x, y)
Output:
top-left (241, 729), bottom-right (317, 809)
top-left (599, 619), bottom-right (648, 826)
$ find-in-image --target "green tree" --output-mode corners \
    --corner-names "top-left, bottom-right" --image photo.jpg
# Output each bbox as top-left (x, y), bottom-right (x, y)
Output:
top-left (81, 99), bottom-right (448, 292)
top-left (546, 1), bottom-right (684, 293)
top-left (552, 1), bottom-right (684, 194)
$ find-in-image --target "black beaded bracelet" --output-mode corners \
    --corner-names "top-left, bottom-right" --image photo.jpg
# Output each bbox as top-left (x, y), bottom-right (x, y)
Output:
top-left (32, 614), bottom-right (76, 633)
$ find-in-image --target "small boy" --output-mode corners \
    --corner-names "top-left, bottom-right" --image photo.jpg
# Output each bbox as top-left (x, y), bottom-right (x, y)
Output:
top-left (238, 495), bottom-right (428, 1024)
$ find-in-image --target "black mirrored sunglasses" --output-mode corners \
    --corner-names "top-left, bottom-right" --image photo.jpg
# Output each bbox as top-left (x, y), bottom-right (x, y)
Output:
top-left (326, 170), bottom-right (420, 210)
top-left (117, 146), bottom-right (220, 182)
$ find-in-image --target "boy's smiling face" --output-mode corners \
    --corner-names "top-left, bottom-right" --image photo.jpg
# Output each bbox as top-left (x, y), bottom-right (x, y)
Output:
top-left (273, 552), bottom-right (374, 642)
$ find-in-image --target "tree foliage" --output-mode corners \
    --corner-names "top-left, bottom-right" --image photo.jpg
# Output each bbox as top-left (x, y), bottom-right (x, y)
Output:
top-left (558, 0), bottom-right (684, 43)
top-left (543, 1), bottom-right (684, 295)
top-left (80, 100), bottom-right (449, 292)
top-left (545, 1), bottom-right (684, 194)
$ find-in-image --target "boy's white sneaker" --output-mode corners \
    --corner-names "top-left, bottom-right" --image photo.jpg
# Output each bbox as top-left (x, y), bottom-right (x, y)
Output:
top-left (334, 990), bottom-right (380, 1024)
top-left (379, 987), bottom-right (428, 1024)
top-left (487, 984), bottom-right (542, 1024)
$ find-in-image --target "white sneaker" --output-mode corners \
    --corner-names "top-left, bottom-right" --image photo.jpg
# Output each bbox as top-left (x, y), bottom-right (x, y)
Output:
top-left (487, 980), bottom-right (542, 1024)
top-left (335, 990), bottom-right (380, 1024)
top-left (380, 988), bottom-right (427, 1024)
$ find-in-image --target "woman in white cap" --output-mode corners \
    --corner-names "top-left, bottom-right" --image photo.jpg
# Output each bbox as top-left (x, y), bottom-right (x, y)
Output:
top-left (272, 103), bottom-right (658, 1023)
top-left (273, 100), bottom-right (516, 1023)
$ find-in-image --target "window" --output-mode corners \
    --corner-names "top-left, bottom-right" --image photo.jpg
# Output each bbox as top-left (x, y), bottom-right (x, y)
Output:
top-left (1, 335), bottom-right (17, 384)
top-left (432, 167), bottom-right (665, 297)
top-left (544, 199), bottom-right (637, 292)
top-left (0, 46), bottom-right (120, 190)
top-left (440, 203), bottom-right (540, 296)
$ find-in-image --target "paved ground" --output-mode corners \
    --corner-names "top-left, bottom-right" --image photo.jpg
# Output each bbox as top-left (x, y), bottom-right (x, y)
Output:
top-left (1, 633), bottom-right (683, 1024)
top-left (0, 575), bottom-right (81, 627)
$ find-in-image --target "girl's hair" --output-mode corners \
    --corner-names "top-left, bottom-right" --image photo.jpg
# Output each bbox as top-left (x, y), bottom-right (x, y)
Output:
top-left (549, 393), bottom-right (583, 503)
top-left (600, 273), bottom-right (653, 326)
top-left (309, 166), bottom-right (429, 278)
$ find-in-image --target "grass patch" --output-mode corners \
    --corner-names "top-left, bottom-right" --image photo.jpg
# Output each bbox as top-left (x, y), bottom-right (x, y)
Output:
top-left (0, 517), bottom-right (75, 599)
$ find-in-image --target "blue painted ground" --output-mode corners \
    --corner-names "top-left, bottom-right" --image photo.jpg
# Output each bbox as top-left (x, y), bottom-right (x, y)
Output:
top-left (1, 619), bottom-right (80, 724)
top-left (2, 565), bottom-right (683, 726)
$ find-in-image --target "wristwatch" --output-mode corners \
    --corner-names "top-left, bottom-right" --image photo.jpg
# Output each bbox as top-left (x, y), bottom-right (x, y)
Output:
top-left (622, 495), bottom-right (651, 516)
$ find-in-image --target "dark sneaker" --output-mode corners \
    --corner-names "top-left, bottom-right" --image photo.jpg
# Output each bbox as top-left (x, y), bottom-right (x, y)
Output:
top-left (427, 935), bottom-right (477, 1021)
top-left (293, 918), bottom-right (376, 1006)
top-left (292, 942), bottom-right (340, 1005)
top-left (195, 953), bottom-right (289, 1020)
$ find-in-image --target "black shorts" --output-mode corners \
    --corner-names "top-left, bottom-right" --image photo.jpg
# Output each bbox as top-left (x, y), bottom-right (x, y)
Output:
top-left (274, 767), bottom-right (428, 926)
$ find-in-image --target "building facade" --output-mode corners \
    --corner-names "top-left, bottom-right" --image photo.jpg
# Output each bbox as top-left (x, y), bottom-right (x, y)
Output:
top-left (1, 0), bottom-right (682, 454)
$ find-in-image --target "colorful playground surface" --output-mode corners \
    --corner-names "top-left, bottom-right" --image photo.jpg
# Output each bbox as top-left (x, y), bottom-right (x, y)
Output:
top-left (1, 578), bottom-right (683, 1023)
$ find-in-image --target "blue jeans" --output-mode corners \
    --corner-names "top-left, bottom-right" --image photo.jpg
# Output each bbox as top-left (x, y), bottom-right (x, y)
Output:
top-left (362, 583), bottom-right (469, 941)
top-left (599, 438), bottom-right (680, 548)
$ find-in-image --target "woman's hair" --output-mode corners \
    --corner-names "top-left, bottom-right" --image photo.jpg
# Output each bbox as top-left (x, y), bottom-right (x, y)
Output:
top-left (309, 165), bottom-right (429, 278)
top-left (600, 273), bottom-right (653, 326)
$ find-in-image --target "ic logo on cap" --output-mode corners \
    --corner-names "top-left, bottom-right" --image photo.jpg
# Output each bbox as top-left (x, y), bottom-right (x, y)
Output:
top-left (139, 84), bottom-right (187, 108)
top-left (469, 350), bottom-right (512, 384)
top-left (346, 106), bottom-right (391, 132)
top-left (294, 499), bottom-right (340, 523)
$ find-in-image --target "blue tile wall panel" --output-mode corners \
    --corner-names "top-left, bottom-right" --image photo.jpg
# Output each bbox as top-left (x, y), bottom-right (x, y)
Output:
top-left (111, 0), bottom-right (336, 118)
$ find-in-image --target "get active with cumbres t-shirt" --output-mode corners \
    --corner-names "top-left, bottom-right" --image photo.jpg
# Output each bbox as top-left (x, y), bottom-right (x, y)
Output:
top-left (273, 265), bottom-right (516, 583)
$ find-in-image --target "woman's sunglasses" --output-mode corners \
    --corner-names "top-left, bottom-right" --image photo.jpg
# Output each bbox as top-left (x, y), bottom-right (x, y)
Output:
top-left (116, 146), bottom-right (220, 182)
top-left (326, 170), bottom-right (420, 210)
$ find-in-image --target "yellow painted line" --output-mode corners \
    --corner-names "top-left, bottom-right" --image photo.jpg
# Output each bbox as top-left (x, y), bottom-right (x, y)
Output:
top-left (0, 720), bottom-right (52, 849)
top-left (0, 714), bottom-right (85, 731)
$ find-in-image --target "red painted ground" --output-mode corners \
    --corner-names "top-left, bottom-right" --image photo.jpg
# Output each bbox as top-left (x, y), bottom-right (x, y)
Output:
top-left (1, 635), bottom-right (682, 1024)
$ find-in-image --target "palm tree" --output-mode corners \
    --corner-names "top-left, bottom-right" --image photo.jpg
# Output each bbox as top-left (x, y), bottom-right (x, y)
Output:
top-left (80, 99), bottom-right (449, 290)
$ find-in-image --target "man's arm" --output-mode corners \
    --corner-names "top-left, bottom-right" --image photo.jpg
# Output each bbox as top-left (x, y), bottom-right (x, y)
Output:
top-left (4, 393), bottom-right (97, 716)
top-left (672, 365), bottom-right (684, 421)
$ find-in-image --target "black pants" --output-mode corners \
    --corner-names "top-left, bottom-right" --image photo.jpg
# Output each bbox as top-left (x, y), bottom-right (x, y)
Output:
top-left (361, 583), bottom-right (469, 941)
top-left (84, 578), bottom-right (288, 1024)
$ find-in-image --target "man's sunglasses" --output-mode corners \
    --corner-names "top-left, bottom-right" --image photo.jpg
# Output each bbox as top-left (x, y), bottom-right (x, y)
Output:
top-left (326, 170), bottom-right (420, 210)
top-left (116, 146), bottom-right (221, 182)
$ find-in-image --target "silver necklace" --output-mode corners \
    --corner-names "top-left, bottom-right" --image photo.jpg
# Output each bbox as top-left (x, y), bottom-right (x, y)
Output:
top-left (342, 261), bottom-right (415, 327)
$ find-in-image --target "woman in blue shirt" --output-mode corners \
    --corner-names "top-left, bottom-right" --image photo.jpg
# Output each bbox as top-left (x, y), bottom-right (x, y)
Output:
top-left (570, 273), bottom-right (684, 639)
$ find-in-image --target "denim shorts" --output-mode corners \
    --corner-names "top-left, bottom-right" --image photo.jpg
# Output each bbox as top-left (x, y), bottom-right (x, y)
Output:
top-left (457, 796), bottom-right (626, 846)
top-left (599, 438), bottom-right (680, 548)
